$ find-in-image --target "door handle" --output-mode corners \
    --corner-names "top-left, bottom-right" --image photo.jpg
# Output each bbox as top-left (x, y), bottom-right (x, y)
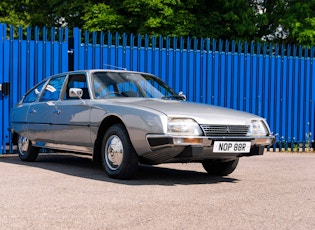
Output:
top-left (54, 109), bottom-right (61, 115)
top-left (30, 109), bottom-right (36, 114)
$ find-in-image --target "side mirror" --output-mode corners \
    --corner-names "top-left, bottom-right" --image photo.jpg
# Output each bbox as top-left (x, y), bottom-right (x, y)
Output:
top-left (178, 91), bottom-right (186, 101)
top-left (69, 88), bottom-right (83, 98)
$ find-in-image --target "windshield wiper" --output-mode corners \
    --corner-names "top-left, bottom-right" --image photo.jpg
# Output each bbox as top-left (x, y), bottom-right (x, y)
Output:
top-left (161, 95), bottom-right (185, 100)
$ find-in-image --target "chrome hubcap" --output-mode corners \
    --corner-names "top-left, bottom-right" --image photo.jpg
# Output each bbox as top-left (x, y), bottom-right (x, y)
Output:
top-left (18, 136), bottom-right (29, 155)
top-left (105, 135), bottom-right (123, 170)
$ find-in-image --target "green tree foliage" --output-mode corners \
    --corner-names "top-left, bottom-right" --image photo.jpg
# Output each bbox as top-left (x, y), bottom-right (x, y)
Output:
top-left (80, 0), bottom-right (258, 40)
top-left (0, 0), bottom-right (27, 27)
top-left (253, 0), bottom-right (315, 46)
top-left (0, 0), bottom-right (314, 46)
top-left (81, 0), bottom-right (197, 36)
top-left (282, 0), bottom-right (315, 46)
top-left (189, 0), bottom-right (257, 41)
top-left (0, 0), bottom-right (86, 28)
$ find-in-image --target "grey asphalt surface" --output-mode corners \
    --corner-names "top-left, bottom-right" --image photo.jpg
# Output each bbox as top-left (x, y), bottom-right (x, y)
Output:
top-left (0, 152), bottom-right (314, 230)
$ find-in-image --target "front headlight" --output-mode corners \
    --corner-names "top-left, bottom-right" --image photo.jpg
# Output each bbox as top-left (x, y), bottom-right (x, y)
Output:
top-left (167, 118), bottom-right (203, 136)
top-left (248, 120), bottom-right (269, 136)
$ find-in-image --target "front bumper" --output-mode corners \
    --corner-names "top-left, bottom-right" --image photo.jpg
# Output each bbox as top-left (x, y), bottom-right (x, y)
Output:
top-left (143, 134), bottom-right (275, 164)
top-left (147, 134), bottom-right (275, 149)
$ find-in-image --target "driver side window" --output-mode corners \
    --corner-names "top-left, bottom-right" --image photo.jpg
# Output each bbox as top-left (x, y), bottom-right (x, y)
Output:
top-left (64, 74), bottom-right (90, 100)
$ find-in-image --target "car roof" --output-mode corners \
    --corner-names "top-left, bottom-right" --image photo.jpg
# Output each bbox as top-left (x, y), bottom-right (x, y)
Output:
top-left (37, 69), bottom-right (156, 84)
top-left (55, 69), bottom-right (155, 77)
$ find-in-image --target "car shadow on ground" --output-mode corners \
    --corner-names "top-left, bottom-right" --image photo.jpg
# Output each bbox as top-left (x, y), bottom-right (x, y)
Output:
top-left (0, 153), bottom-right (239, 186)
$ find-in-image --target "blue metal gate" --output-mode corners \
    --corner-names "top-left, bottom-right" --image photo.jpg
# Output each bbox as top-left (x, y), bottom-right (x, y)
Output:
top-left (0, 24), bottom-right (68, 153)
top-left (1, 23), bottom-right (315, 153)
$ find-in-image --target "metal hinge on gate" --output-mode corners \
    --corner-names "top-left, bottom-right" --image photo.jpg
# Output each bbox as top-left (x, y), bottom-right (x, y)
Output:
top-left (0, 82), bottom-right (10, 96)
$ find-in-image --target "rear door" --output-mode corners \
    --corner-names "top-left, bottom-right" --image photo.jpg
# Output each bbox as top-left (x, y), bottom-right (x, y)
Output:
top-left (27, 76), bottom-right (66, 142)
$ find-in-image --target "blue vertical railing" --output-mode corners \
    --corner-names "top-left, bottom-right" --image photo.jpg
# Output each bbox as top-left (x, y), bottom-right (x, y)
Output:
top-left (71, 28), bottom-right (315, 151)
top-left (1, 24), bottom-right (315, 153)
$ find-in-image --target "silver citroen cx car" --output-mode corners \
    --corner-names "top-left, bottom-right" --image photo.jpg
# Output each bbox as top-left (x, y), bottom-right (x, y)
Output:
top-left (10, 69), bottom-right (275, 179)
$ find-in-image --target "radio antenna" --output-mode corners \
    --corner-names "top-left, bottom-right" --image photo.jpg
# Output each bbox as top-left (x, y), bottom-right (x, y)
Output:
top-left (103, 64), bottom-right (127, 70)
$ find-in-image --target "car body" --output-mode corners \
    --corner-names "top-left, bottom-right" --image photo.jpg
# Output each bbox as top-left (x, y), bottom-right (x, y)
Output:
top-left (10, 69), bottom-right (275, 179)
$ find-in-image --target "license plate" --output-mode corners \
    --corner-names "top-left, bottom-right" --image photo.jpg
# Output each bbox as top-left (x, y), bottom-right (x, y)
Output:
top-left (213, 141), bottom-right (251, 153)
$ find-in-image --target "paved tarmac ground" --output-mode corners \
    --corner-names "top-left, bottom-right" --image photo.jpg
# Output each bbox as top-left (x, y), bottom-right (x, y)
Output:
top-left (0, 152), bottom-right (314, 230)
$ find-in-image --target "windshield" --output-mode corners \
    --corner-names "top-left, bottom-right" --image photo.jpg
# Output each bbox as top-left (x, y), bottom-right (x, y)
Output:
top-left (92, 72), bottom-right (182, 100)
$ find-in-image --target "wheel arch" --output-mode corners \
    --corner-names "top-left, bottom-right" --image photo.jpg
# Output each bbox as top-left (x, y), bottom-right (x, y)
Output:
top-left (93, 115), bottom-right (126, 164)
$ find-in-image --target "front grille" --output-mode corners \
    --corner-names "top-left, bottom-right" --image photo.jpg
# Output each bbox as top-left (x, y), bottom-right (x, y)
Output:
top-left (200, 125), bottom-right (249, 136)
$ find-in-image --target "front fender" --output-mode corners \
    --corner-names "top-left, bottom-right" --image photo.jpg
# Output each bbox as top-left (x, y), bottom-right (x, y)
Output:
top-left (90, 103), bottom-right (167, 156)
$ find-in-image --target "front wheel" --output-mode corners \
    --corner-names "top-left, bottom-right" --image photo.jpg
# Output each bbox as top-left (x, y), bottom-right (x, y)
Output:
top-left (101, 124), bottom-right (138, 179)
top-left (202, 158), bottom-right (239, 176)
top-left (17, 135), bottom-right (39, 162)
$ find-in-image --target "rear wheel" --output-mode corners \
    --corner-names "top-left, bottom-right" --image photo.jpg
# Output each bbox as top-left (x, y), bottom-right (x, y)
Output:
top-left (202, 158), bottom-right (239, 176)
top-left (17, 135), bottom-right (39, 162)
top-left (101, 124), bottom-right (138, 179)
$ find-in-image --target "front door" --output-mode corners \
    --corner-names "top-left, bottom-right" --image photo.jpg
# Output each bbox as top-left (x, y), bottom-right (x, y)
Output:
top-left (50, 73), bottom-right (92, 147)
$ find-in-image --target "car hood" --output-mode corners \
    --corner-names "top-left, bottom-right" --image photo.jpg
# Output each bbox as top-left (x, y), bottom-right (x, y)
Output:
top-left (114, 98), bottom-right (262, 125)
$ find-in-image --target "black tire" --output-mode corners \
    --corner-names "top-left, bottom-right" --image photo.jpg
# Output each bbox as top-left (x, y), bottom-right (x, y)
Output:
top-left (202, 158), bottom-right (239, 176)
top-left (101, 124), bottom-right (138, 179)
top-left (17, 135), bottom-right (39, 162)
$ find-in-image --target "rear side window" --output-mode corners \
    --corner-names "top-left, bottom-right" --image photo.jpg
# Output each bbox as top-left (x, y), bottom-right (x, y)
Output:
top-left (40, 76), bottom-right (66, 102)
top-left (22, 81), bottom-right (46, 103)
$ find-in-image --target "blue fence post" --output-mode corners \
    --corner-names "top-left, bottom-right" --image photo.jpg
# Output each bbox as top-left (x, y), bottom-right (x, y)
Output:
top-left (211, 38), bottom-right (216, 105)
top-left (107, 32), bottom-right (113, 69)
top-left (122, 33), bottom-right (128, 70)
top-left (310, 48), bottom-right (315, 149)
top-left (42, 27), bottom-right (48, 76)
top-left (202, 38), bottom-right (210, 105)
top-left (0, 23), bottom-right (5, 154)
top-left (187, 36), bottom-right (192, 99)
top-left (179, 36), bottom-right (186, 96)
top-left (73, 27), bottom-right (81, 70)
top-left (129, 33), bottom-right (135, 71)
top-left (158, 35), bottom-right (164, 80)
top-left (224, 39), bottom-right (231, 108)
top-left (172, 36), bottom-right (178, 92)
